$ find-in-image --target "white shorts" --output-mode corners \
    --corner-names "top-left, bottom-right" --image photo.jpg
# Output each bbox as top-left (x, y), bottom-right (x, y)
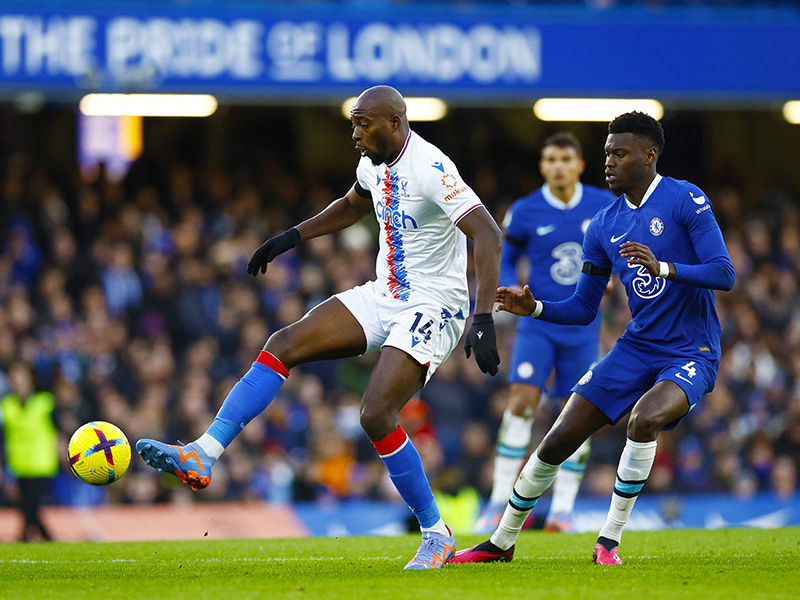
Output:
top-left (335, 280), bottom-right (468, 383)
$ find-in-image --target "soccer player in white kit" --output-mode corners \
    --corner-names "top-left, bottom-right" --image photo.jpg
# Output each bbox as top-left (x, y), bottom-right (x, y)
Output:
top-left (136, 86), bottom-right (504, 569)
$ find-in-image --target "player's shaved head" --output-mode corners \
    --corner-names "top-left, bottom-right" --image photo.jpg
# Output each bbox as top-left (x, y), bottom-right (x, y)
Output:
top-left (350, 86), bottom-right (410, 165)
top-left (351, 85), bottom-right (407, 121)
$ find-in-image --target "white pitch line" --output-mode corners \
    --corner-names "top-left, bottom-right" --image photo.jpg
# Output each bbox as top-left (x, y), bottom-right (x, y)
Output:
top-left (0, 556), bottom-right (406, 565)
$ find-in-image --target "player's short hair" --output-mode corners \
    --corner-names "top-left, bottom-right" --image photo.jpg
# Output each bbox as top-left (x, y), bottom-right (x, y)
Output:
top-left (608, 112), bottom-right (665, 155)
top-left (541, 132), bottom-right (582, 158)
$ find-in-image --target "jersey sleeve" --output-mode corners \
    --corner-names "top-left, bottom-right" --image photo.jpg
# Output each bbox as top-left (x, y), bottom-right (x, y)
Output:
top-left (502, 200), bottom-right (528, 246)
top-left (423, 154), bottom-right (483, 224)
top-left (580, 213), bottom-right (612, 270)
top-left (355, 157), bottom-right (373, 192)
top-left (672, 184), bottom-right (735, 290)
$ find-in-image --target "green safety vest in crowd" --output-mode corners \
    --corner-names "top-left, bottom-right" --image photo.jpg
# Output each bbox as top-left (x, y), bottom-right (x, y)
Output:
top-left (0, 391), bottom-right (59, 478)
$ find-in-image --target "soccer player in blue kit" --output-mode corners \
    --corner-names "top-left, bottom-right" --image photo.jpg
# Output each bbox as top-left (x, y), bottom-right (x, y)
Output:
top-left (135, 86), bottom-right (504, 569)
top-left (452, 111), bottom-right (734, 565)
top-left (474, 133), bottom-right (614, 535)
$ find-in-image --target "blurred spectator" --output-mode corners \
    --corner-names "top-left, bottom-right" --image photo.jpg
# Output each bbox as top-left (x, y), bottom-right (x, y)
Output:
top-left (0, 361), bottom-right (58, 541)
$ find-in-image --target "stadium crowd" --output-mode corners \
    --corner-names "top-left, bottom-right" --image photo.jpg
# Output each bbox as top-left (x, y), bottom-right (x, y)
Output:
top-left (0, 113), bottom-right (798, 521)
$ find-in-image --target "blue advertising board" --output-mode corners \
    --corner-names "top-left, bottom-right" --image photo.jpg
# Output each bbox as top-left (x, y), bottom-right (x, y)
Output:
top-left (0, 1), bottom-right (797, 101)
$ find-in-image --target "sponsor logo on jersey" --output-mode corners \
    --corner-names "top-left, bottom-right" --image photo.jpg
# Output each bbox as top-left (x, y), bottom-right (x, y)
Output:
top-left (695, 204), bottom-right (711, 215)
top-left (444, 187), bottom-right (468, 202)
top-left (629, 263), bottom-right (667, 300)
top-left (441, 173), bottom-right (467, 201)
top-left (551, 241), bottom-right (583, 286)
top-left (649, 217), bottom-right (664, 236)
top-left (442, 173), bottom-right (458, 188)
top-left (376, 199), bottom-right (418, 229)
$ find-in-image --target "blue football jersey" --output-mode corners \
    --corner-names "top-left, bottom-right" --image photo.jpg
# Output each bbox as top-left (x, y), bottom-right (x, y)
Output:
top-left (502, 183), bottom-right (614, 340)
top-left (582, 175), bottom-right (731, 359)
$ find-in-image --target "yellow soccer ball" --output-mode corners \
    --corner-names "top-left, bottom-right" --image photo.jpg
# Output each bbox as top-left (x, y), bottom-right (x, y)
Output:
top-left (68, 421), bottom-right (131, 485)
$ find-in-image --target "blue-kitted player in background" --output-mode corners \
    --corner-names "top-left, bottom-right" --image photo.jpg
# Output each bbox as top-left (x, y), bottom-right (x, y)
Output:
top-left (475, 133), bottom-right (615, 535)
top-left (455, 111), bottom-right (735, 566)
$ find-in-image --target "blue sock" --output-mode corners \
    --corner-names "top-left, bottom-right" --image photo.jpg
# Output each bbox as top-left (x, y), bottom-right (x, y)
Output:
top-left (208, 351), bottom-right (288, 448)
top-left (373, 427), bottom-right (440, 528)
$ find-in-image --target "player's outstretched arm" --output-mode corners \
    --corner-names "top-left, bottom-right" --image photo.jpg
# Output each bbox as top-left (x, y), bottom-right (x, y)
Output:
top-left (495, 285), bottom-right (537, 316)
top-left (247, 184), bottom-right (372, 276)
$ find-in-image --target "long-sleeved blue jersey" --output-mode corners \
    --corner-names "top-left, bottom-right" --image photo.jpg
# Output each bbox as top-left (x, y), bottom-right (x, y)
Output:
top-left (540, 175), bottom-right (735, 360)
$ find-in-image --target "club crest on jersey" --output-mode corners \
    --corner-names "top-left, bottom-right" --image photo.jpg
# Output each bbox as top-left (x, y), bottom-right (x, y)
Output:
top-left (649, 217), bottom-right (664, 236)
top-left (399, 178), bottom-right (410, 197)
top-left (628, 263), bottom-right (667, 300)
top-left (578, 370), bottom-right (592, 385)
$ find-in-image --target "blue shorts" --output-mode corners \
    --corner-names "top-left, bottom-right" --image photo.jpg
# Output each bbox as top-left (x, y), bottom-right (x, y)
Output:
top-left (507, 329), bottom-right (599, 399)
top-left (571, 338), bottom-right (719, 426)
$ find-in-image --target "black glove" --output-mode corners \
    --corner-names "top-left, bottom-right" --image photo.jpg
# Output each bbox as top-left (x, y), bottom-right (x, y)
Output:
top-left (464, 313), bottom-right (500, 376)
top-left (247, 228), bottom-right (301, 276)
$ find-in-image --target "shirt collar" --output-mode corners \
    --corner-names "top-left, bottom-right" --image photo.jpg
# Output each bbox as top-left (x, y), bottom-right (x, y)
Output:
top-left (625, 174), bottom-right (662, 209)
top-left (387, 131), bottom-right (413, 168)
top-left (542, 182), bottom-right (583, 210)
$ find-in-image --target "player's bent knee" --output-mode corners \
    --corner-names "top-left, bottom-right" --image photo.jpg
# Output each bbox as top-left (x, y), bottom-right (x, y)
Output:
top-left (360, 405), bottom-right (396, 441)
top-left (537, 437), bottom-right (574, 466)
top-left (263, 328), bottom-right (296, 365)
top-left (626, 411), bottom-right (661, 442)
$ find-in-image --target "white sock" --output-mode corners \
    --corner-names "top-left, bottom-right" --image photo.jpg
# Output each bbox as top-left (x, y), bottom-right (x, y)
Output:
top-left (489, 410), bottom-right (533, 503)
top-left (194, 433), bottom-right (225, 460)
top-left (490, 451), bottom-right (560, 550)
top-left (420, 517), bottom-right (449, 537)
top-left (598, 438), bottom-right (657, 544)
top-left (549, 438), bottom-right (590, 515)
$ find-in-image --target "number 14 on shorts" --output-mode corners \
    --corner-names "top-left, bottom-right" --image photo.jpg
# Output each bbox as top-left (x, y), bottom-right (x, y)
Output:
top-left (409, 312), bottom-right (434, 346)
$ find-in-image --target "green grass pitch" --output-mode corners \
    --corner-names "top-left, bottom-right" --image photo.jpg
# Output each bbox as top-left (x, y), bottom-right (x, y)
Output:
top-left (1, 528), bottom-right (797, 599)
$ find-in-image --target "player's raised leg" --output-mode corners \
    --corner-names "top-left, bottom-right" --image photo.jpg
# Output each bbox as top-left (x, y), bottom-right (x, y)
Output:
top-left (453, 394), bottom-right (608, 564)
top-left (595, 381), bottom-right (688, 564)
top-left (136, 298), bottom-right (366, 490)
top-left (474, 383), bottom-right (540, 535)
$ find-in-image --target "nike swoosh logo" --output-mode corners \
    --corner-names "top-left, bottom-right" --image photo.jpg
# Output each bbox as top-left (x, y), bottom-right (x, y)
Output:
top-left (610, 232), bottom-right (629, 243)
top-left (690, 192), bottom-right (706, 205)
top-left (675, 373), bottom-right (694, 385)
top-left (536, 225), bottom-right (556, 236)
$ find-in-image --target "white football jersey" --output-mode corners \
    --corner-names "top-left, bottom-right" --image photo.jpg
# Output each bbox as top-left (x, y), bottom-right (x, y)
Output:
top-left (356, 130), bottom-right (483, 311)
